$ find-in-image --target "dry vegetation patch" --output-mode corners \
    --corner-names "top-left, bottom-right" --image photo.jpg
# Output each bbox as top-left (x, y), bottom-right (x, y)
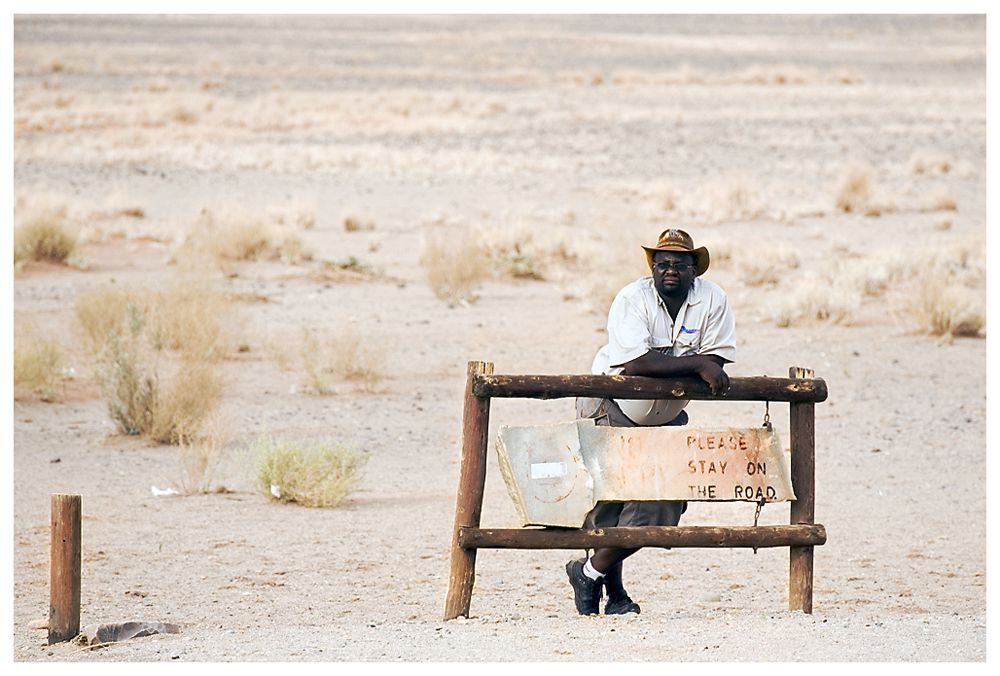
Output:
top-left (13, 217), bottom-right (79, 268)
top-left (420, 231), bottom-right (490, 303)
top-left (247, 433), bottom-right (369, 508)
top-left (170, 413), bottom-right (232, 495)
top-left (74, 280), bottom-right (234, 443)
top-left (766, 238), bottom-right (985, 336)
top-left (901, 278), bottom-right (985, 339)
top-left (13, 315), bottom-right (63, 402)
top-left (191, 208), bottom-right (273, 265)
top-left (772, 276), bottom-right (859, 328)
top-left (297, 325), bottom-right (391, 394)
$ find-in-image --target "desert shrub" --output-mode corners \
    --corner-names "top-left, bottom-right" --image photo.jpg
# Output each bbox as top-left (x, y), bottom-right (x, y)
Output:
top-left (194, 208), bottom-right (272, 263)
top-left (248, 433), bottom-right (369, 508)
top-left (834, 162), bottom-right (873, 213)
top-left (147, 282), bottom-right (233, 358)
top-left (75, 281), bottom-right (231, 443)
top-left (650, 180), bottom-right (679, 211)
top-left (343, 211), bottom-right (375, 232)
top-left (309, 257), bottom-right (379, 283)
top-left (849, 260), bottom-right (893, 297)
top-left (773, 277), bottom-right (858, 327)
top-left (264, 339), bottom-right (294, 371)
top-left (299, 327), bottom-right (333, 396)
top-left (13, 217), bottom-right (78, 266)
top-left (298, 325), bottom-right (390, 394)
top-left (698, 174), bottom-right (764, 221)
top-left (329, 326), bottom-right (389, 390)
top-left (475, 223), bottom-right (587, 280)
top-left (910, 150), bottom-right (952, 175)
top-left (13, 337), bottom-right (61, 402)
top-left (278, 236), bottom-right (311, 264)
top-left (735, 245), bottom-right (799, 286)
top-left (902, 278), bottom-right (985, 338)
top-left (171, 414), bottom-right (230, 495)
top-left (699, 237), bottom-right (733, 267)
top-left (293, 202), bottom-right (316, 230)
top-left (75, 286), bottom-right (142, 353)
top-left (737, 258), bottom-right (780, 286)
top-left (148, 362), bottom-right (224, 443)
top-left (420, 232), bottom-right (490, 303)
top-left (922, 186), bottom-right (957, 212)
top-left (739, 64), bottom-right (816, 85)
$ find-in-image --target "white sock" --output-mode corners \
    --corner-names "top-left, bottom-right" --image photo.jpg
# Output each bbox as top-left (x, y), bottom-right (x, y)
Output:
top-left (582, 558), bottom-right (605, 580)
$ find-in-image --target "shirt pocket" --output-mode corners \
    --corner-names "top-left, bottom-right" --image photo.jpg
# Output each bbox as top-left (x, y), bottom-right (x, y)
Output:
top-left (673, 328), bottom-right (701, 355)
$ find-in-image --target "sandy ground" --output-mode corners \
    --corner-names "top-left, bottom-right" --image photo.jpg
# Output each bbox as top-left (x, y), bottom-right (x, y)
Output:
top-left (10, 15), bottom-right (988, 662)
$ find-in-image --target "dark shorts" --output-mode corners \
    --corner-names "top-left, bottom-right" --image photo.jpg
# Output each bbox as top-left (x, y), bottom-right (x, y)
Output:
top-left (576, 397), bottom-right (688, 528)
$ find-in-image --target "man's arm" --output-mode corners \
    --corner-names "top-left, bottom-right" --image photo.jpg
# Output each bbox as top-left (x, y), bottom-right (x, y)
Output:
top-left (621, 351), bottom-right (730, 395)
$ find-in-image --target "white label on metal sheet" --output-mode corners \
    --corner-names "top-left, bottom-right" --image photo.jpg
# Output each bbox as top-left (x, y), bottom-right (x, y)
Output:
top-left (530, 462), bottom-right (567, 479)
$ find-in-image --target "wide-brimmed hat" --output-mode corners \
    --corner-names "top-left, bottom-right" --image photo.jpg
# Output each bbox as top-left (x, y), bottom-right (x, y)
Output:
top-left (641, 228), bottom-right (710, 276)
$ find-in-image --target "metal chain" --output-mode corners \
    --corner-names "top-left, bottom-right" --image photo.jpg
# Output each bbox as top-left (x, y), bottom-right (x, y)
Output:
top-left (752, 499), bottom-right (766, 555)
top-left (762, 400), bottom-right (772, 432)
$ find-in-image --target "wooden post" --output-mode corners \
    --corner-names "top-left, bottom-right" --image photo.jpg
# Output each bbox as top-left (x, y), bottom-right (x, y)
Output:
top-left (788, 367), bottom-right (816, 613)
top-left (49, 493), bottom-right (82, 644)
top-left (444, 361), bottom-right (494, 620)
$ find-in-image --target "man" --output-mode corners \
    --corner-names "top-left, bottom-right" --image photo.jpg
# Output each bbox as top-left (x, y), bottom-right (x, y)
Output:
top-left (568, 228), bottom-right (736, 615)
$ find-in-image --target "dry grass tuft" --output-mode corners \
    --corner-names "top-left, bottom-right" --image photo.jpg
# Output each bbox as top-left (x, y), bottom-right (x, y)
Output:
top-left (298, 325), bottom-right (390, 394)
top-left (192, 208), bottom-right (273, 264)
top-left (734, 244), bottom-right (799, 286)
top-left (653, 181), bottom-right (679, 211)
top-left (699, 237), bottom-right (733, 268)
top-left (75, 280), bottom-right (232, 443)
top-left (329, 326), bottom-right (390, 391)
top-left (247, 433), bottom-right (369, 508)
top-left (13, 319), bottom-right (63, 402)
top-left (699, 174), bottom-right (764, 221)
top-left (299, 327), bottom-right (334, 396)
top-left (739, 64), bottom-right (816, 85)
top-left (278, 236), bottom-right (312, 265)
top-left (910, 150), bottom-right (953, 175)
top-left (475, 223), bottom-right (590, 281)
top-left (921, 186), bottom-right (957, 212)
top-left (310, 256), bottom-right (379, 283)
top-left (171, 108), bottom-right (197, 124)
top-left (14, 217), bottom-right (79, 267)
top-left (171, 413), bottom-right (232, 495)
top-left (834, 162), bottom-right (873, 213)
top-left (476, 224), bottom-right (545, 280)
top-left (903, 278), bottom-right (985, 338)
top-left (420, 231), bottom-right (490, 303)
top-left (828, 66), bottom-right (863, 84)
top-left (343, 212), bottom-right (375, 232)
top-left (773, 278), bottom-right (858, 328)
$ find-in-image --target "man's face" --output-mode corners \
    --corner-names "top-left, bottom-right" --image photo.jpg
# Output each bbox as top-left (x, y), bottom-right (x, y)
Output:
top-left (651, 250), bottom-right (697, 300)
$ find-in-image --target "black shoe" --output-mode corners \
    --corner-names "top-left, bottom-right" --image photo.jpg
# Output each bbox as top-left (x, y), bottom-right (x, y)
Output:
top-left (565, 559), bottom-right (602, 616)
top-left (605, 593), bottom-right (641, 615)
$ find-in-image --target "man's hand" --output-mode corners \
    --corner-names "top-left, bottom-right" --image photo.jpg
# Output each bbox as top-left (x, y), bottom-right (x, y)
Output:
top-left (622, 352), bottom-right (730, 395)
top-left (695, 356), bottom-right (730, 395)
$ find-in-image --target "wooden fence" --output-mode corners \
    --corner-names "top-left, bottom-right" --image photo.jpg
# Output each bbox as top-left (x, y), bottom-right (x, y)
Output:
top-left (444, 361), bottom-right (827, 620)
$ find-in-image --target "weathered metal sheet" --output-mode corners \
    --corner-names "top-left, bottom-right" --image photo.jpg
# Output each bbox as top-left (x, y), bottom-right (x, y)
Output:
top-left (496, 421), bottom-right (594, 529)
top-left (497, 419), bottom-right (795, 527)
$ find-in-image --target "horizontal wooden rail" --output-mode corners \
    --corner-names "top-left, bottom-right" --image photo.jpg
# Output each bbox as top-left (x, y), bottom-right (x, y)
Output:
top-left (459, 524), bottom-right (827, 550)
top-left (473, 374), bottom-right (827, 403)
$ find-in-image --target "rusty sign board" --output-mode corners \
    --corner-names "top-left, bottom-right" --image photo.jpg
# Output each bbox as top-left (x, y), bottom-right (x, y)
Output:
top-left (496, 419), bottom-right (795, 528)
